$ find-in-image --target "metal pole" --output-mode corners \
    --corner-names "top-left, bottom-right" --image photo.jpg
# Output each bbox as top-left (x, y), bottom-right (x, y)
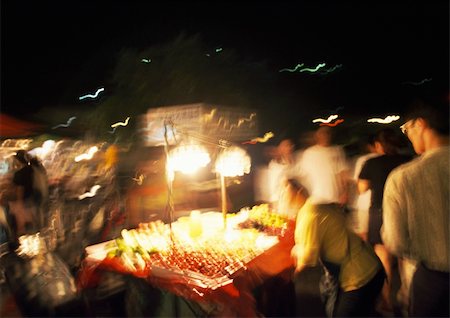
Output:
top-left (220, 174), bottom-right (227, 229)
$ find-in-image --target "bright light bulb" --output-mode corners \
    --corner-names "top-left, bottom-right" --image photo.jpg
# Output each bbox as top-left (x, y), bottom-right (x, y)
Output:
top-left (167, 144), bottom-right (211, 175)
top-left (215, 146), bottom-right (251, 177)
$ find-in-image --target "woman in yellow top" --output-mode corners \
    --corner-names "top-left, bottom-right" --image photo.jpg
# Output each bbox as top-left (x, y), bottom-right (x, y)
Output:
top-left (290, 186), bottom-right (385, 316)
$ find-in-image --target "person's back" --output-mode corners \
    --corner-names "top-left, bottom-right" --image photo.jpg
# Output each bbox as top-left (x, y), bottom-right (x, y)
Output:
top-left (295, 200), bottom-right (381, 291)
top-left (382, 95), bottom-right (449, 317)
top-left (384, 149), bottom-right (448, 270)
top-left (299, 127), bottom-right (349, 205)
top-left (360, 153), bottom-right (411, 209)
top-left (293, 200), bottom-right (385, 316)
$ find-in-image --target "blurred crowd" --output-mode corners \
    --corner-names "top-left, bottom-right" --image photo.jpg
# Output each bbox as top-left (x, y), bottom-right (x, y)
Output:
top-left (0, 93), bottom-right (448, 317)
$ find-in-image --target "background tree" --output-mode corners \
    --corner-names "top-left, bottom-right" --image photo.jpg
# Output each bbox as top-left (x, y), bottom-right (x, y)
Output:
top-left (84, 33), bottom-right (302, 143)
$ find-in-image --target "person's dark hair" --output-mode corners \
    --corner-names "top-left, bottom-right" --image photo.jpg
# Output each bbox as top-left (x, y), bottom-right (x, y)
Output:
top-left (405, 94), bottom-right (449, 135)
top-left (375, 128), bottom-right (402, 155)
top-left (356, 133), bottom-right (377, 154)
top-left (14, 150), bottom-right (30, 165)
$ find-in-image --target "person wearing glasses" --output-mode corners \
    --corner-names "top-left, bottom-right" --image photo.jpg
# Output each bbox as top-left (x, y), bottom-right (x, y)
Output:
top-left (382, 96), bottom-right (449, 317)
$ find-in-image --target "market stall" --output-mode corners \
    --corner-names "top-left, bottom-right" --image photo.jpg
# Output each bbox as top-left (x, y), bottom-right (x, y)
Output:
top-left (76, 104), bottom-right (296, 316)
top-left (78, 205), bottom-right (295, 316)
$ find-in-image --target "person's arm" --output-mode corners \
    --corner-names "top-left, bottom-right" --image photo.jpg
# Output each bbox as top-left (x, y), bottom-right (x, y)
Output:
top-left (357, 160), bottom-right (372, 194)
top-left (381, 171), bottom-right (409, 257)
top-left (357, 179), bottom-right (370, 194)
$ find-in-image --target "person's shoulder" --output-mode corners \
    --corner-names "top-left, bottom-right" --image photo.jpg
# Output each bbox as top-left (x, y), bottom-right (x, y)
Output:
top-left (388, 156), bottom-right (421, 181)
top-left (394, 153), bottom-right (413, 163)
top-left (361, 154), bottom-right (381, 168)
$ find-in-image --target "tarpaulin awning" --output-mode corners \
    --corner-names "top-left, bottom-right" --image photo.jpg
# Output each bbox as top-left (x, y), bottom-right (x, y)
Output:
top-left (0, 114), bottom-right (43, 138)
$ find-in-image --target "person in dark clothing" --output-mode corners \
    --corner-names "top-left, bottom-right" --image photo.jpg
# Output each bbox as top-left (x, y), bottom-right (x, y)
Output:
top-left (11, 150), bottom-right (48, 235)
top-left (357, 128), bottom-right (411, 313)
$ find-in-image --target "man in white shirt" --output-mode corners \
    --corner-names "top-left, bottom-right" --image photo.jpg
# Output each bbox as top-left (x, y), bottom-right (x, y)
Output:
top-left (298, 126), bottom-right (349, 205)
top-left (382, 96), bottom-right (449, 317)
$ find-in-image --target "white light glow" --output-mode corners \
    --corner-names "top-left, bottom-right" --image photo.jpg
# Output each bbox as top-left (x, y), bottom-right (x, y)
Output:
top-left (111, 117), bottom-right (131, 128)
top-left (367, 115), bottom-right (401, 124)
top-left (312, 114), bottom-right (338, 123)
top-left (167, 144), bottom-right (211, 176)
top-left (79, 87), bottom-right (105, 100)
top-left (29, 139), bottom-right (56, 159)
top-left (78, 185), bottom-right (101, 200)
top-left (215, 146), bottom-right (251, 177)
top-left (16, 233), bottom-right (42, 257)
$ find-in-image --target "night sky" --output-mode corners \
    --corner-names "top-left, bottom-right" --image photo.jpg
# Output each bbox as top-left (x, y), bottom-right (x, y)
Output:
top-left (1, 1), bottom-right (449, 120)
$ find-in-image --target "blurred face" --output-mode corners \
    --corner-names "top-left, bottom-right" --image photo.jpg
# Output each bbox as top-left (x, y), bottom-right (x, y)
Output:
top-left (401, 119), bottom-right (425, 154)
top-left (315, 127), bottom-right (332, 146)
top-left (279, 139), bottom-right (294, 156)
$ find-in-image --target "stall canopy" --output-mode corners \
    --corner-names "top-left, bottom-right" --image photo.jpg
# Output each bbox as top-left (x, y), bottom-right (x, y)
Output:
top-left (0, 114), bottom-right (44, 138)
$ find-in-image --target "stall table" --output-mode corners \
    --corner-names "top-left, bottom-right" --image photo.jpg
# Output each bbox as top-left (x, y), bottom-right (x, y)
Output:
top-left (78, 210), bottom-right (295, 317)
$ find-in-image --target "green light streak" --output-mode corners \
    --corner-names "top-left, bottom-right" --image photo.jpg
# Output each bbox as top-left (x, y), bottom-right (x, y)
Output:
top-left (52, 116), bottom-right (77, 129)
top-left (279, 63), bottom-right (305, 73)
top-left (402, 78), bottom-right (432, 86)
top-left (320, 64), bottom-right (343, 74)
top-left (215, 48), bottom-right (223, 53)
top-left (299, 63), bottom-right (326, 73)
top-left (79, 87), bottom-right (105, 100)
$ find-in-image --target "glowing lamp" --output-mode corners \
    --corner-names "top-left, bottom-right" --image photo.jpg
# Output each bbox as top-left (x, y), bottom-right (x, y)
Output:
top-left (214, 146), bottom-right (251, 177)
top-left (164, 144), bottom-right (211, 230)
top-left (16, 233), bottom-right (43, 258)
top-left (166, 144), bottom-right (211, 177)
top-left (214, 146), bottom-right (251, 228)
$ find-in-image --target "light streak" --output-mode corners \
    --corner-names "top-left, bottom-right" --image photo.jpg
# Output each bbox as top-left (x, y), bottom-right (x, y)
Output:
top-left (320, 64), bottom-right (343, 74)
top-left (1, 139), bottom-right (32, 149)
top-left (141, 58), bottom-right (152, 63)
top-left (300, 63), bottom-right (326, 73)
top-left (242, 132), bottom-right (274, 145)
top-left (223, 113), bottom-right (256, 132)
top-left (3, 152), bottom-right (16, 159)
top-left (108, 127), bottom-right (117, 134)
top-left (52, 116), bottom-right (76, 129)
top-left (214, 113), bottom-right (257, 132)
top-left (312, 114), bottom-right (338, 123)
top-left (78, 185), bottom-right (101, 200)
top-left (367, 115), bottom-right (400, 124)
top-left (279, 63), bottom-right (304, 73)
top-left (111, 117), bottom-right (130, 128)
top-left (215, 48), bottom-right (223, 53)
top-left (74, 146), bottom-right (98, 162)
top-left (201, 109), bottom-right (217, 123)
top-left (237, 113), bottom-right (256, 127)
top-left (402, 78), bottom-right (432, 86)
top-left (192, 288), bottom-right (204, 297)
top-left (79, 87), bottom-right (105, 100)
top-left (320, 119), bottom-right (344, 127)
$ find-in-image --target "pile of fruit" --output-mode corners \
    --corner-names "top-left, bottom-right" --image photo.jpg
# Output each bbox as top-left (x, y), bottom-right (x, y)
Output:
top-left (104, 216), bottom-right (278, 278)
top-left (238, 204), bottom-right (288, 236)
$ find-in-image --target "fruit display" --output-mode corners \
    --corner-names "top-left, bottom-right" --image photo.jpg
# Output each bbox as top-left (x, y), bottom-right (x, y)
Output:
top-left (100, 212), bottom-right (279, 286)
top-left (238, 204), bottom-right (289, 236)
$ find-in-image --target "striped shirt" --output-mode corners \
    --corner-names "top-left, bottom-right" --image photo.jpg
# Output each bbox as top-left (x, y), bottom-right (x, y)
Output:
top-left (382, 146), bottom-right (449, 272)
